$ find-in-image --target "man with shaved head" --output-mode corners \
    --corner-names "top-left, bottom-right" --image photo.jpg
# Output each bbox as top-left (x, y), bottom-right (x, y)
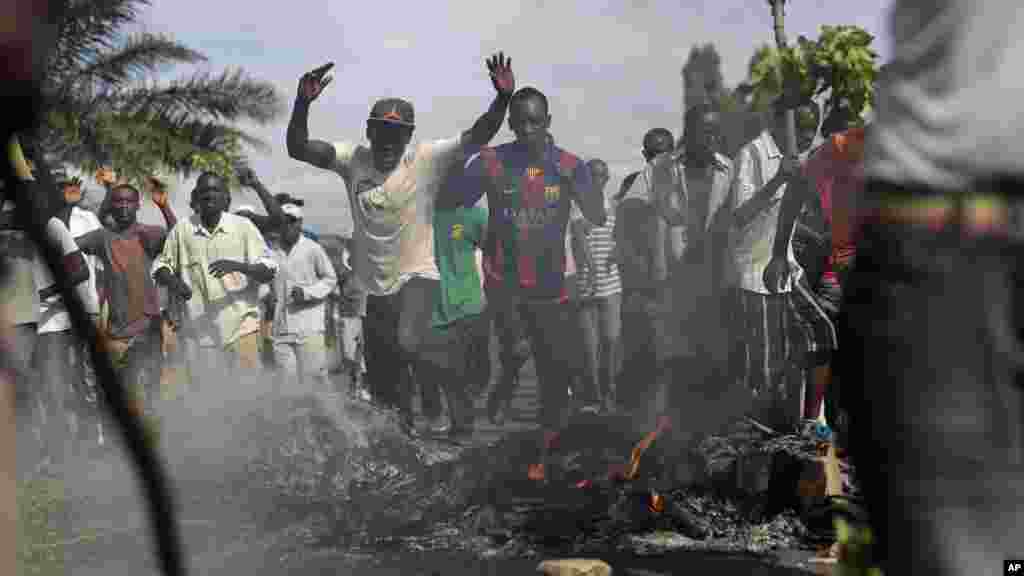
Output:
top-left (457, 86), bottom-right (605, 443)
top-left (153, 171), bottom-right (278, 374)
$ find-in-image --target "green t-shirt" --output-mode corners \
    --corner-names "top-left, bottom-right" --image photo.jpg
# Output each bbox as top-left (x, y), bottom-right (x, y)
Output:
top-left (433, 206), bottom-right (487, 329)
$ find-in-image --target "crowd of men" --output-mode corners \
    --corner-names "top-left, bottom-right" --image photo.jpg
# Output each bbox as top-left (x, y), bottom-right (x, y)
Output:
top-left (2, 50), bottom-right (866, 475)
top-left (7, 1), bottom-right (1024, 571)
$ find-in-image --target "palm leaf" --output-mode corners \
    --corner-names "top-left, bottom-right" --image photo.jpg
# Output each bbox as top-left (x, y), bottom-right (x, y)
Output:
top-left (48, 0), bottom-right (149, 82)
top-left (117, 69), bottom-right (282, 125)
top-left (76, 33), bottom-right (205, 86)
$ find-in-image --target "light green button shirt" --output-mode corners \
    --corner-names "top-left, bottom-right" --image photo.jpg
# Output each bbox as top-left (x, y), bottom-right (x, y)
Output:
top-left (153, 212), bottom-right (277, 347)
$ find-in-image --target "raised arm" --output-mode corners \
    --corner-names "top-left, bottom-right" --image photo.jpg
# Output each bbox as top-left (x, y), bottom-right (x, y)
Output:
top-left (651, 154), bottom-right (687, 228)
top-left (458, 53), bottom-right (515, 152)
top-left (286, 63), bottom-right (340, 170)
top-left (732, 147), bottom-right (791, 230)
top-left (237, 166), bottom-right (286, 229)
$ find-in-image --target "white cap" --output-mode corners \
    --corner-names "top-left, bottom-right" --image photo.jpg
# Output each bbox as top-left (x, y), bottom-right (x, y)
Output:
top-left (281, 203), bottom-right (304, 220)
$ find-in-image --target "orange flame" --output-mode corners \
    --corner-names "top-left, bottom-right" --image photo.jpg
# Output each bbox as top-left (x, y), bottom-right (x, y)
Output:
top-left (528, 463), bottom-right (545, 482)
top-left (624, 416), bottom-right (672, 481)
top-left (649, 491), bottom-right (665, 514)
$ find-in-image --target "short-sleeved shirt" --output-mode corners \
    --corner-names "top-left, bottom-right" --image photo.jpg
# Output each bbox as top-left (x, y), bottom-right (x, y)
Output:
top-left (573, 207), bottom-right (622, 299)
top-left (725, 131), bottom-right (803, 295)
top-left (33, 218), bottom-right (84, 331)
top-left (77, 223), bottom-right (166, 339)
top-left (432, 205), bottom-right (487, 329)
top-left (153, 212), bottom-right (278, 347)
top-left (37, 206), bottom-right (103, 333)
top-left (330, 137), bottom-right (465, 296)
top-left (461, 141), bottom-right (593, 302)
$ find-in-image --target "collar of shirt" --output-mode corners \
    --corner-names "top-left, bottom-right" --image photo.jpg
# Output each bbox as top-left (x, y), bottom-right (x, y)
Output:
top-left (192, 212), bottom-right (240, 238)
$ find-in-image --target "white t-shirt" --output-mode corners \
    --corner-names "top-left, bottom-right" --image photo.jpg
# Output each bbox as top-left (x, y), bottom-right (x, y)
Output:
top-left (331, 137), bottom-right (464, 296)
top-left (37, 206), bottom-right (103, 333)
top-left (34, 218), bottom-right (84, 334)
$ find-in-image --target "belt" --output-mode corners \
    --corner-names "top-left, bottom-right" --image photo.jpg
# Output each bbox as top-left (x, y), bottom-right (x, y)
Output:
top-left (872, 192), bottom-right (1012, 237)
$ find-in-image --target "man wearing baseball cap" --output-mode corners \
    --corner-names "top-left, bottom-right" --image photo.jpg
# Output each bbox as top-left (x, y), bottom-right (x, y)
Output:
top-left (267, 201), bottom-right (337, 391)
top-left (286, 53), bottom-right (515, 433)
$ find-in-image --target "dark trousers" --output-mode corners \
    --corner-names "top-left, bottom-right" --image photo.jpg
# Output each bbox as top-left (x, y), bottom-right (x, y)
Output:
top-left (363, 278), bottom-right (444, 422)
top-left (442, 316), bottom-right (480, 430)
top-left (488, 287), bottom-right (569, 429)
top-left (839, 207), bottom-right (1024, 575)
top-left (618, 290), bottom-right (659, 414)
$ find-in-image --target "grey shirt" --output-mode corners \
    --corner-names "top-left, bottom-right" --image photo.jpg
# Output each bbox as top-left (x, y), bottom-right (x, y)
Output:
top-left (867, 0), bottom-right (1024, 190)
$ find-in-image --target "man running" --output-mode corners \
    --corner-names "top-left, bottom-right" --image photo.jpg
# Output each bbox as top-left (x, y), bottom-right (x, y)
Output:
top-left (455, 86), bottom-right (605, 445)
top-left (285, 54), bottom-right (514, 433)
top-left (75, 182), bottom-right (176, 414)
top-left (153, 172), bottom-right (278, 374)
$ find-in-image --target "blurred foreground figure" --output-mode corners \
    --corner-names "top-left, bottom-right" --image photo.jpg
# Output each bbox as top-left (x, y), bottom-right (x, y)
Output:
top-left (848, 2), bottom-right (1024, 574)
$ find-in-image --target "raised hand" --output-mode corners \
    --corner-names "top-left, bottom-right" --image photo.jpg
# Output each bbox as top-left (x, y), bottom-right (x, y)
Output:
top-left (297, 62), bottom-right (334, 104)
top-left (486, 52), bottom-right (515, 98)
top-left (151, 186), bottom-right (169, 209)
top-left (236, 165), bottom-right (259, 188)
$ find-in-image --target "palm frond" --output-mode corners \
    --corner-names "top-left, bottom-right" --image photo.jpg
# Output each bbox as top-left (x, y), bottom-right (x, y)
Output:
top-left (117, 69), bottom-right (282, 125)
top-left (77, 33), bottom-right (206, 86)
top-left (48, 0), bottom-right (149, 81)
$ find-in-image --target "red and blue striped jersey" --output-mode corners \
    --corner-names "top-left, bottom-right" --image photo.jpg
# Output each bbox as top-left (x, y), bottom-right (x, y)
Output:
top-left (461, 141), bottom-right (593, 302)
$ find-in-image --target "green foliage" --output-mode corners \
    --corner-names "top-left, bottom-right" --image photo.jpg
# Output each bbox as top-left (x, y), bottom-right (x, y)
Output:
top-left (38, 0), bottom-right (282, 188)
top-left (834, 512), bottom-right (884, 576)
top-left (745, 25), bottom-right (879, 126)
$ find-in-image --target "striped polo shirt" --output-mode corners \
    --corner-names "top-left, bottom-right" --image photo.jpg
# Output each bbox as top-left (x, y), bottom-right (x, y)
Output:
top-left (574, 209), bottom-right (621, 299)
top-left (461, 140), bottom-right (593, 302)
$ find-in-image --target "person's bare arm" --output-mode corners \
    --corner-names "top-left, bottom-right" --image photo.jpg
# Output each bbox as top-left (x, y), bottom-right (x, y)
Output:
top-left (458, 53), bottom-right (515, 151)
top-left (150, 184), bottom-right (177, 229)
top-left (237, 167), bottom-right (286, 228)
top-left (286, 63), bottom-right (339, 170)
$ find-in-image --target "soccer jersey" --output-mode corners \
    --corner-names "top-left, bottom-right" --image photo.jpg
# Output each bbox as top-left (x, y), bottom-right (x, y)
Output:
top-left (462, 141), bottom-right (592, 302)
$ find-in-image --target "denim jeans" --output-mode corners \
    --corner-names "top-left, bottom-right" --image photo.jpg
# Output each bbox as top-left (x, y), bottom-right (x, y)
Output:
top-left (839, 210), bottom-right (1024, 575)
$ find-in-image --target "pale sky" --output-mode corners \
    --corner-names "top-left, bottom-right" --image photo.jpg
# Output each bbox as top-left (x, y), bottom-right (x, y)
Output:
top-left (112, 0), bottom-right (895, 236)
